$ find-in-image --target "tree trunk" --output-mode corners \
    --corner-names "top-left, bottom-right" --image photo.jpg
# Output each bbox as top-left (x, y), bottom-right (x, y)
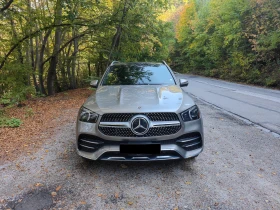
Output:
top-left (88, 61), bottom-right (91, 77)
top-left (71, 27), bottom-right (79, 89)
top-left (30, 37), bottom-right (40, 92)
top-left (60, 49), bottom-right (68, 90)
top-left (47, 0), bottom-right (62, 95)
top-left (38, 30), bottom-right (51, 95)
top-left (25, 41), bottom-right (31, 86)
top-left (0, 0), bottom-right (13, 13)
top-left (66, 42), bottom-right (73, 89)
top-left (10, 22), bottom-right (24, 64)
top-left (108, 0), bottom-right (128, 64)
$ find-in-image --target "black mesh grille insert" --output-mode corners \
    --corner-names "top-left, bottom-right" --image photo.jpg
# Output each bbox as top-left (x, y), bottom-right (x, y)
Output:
top-left (100, 113), bottom-right (179, 122)
top-left (98, 125), bottom-right (181, 137)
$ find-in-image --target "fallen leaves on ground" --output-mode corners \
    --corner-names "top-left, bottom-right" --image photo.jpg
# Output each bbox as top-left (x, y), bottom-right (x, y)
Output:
top-left (0, 88), bottom-right (92, 163)
top-left (127, 201), bottom-right (133, 205)
top-left (34, 183), bottom-right (44, 187)
top-left (51, 192), bottom-right (57, 197)
top-left (56, 185), bottom-right (62, 191)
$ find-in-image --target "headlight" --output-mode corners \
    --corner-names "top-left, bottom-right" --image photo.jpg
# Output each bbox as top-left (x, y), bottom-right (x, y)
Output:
top-left (79, 107), bottom-right (99, 123)
top-left (180, 105), bottom-right (200, 122)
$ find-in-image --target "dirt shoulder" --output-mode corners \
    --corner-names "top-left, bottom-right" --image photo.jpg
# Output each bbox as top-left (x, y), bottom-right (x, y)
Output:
top-left (0, 88), bottom-right (92, 163)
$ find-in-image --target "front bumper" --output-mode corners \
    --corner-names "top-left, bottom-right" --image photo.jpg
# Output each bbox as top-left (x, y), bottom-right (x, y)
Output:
top-left (76, 118), bottom-right (204, 161)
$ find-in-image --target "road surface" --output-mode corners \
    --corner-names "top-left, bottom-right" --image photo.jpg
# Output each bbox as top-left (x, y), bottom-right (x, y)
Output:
top-left (178, 74), bottom-right (280, 135)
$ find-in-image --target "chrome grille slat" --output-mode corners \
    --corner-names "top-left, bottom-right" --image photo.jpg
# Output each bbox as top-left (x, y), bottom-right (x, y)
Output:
top-left (79, 144), bottom-right (95, 149)
top-left (182, 142), bottom-right (201, 148)
top-left (80, 139), bottom-right (103, 145)
top-left (176, 136), bottom-right (201, 143)
top-left (99, 121), bottom-right (130, 128)
top-left (151, 121), bottom-right (181, 127)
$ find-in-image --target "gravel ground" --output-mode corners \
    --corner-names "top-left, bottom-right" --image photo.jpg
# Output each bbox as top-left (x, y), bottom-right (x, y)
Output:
top-left (1, 100), bottom-right (280, 210)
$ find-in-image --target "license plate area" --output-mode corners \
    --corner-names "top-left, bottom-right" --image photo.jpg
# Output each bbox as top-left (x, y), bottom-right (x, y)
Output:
top-left (120, 144), bottom-right (161, 155)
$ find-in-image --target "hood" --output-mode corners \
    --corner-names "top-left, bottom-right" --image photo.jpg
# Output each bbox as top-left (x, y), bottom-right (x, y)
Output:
top-left (83, 85), bottom-right (195, 115)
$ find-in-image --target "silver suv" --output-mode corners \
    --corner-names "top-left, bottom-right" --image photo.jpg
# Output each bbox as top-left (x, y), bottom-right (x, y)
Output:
top-left (76, 61), bottom-right (204, 161)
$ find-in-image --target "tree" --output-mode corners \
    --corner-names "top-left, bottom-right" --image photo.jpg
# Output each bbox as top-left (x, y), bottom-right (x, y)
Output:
top-left (0, 0), bottom-right (13, 13)
top-left (169, 0), bottom-right (280, 87)
top-left (0, 0), bottom-right (174, 101)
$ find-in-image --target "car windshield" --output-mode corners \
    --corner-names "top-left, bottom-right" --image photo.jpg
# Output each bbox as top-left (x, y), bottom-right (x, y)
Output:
top-left (101, 63), bottom-right (175, 85)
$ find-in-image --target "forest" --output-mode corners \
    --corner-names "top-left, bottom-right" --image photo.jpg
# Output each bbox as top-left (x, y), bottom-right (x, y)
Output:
top-left (0, 0), bottom-right (279, 107)
top-left (170, 0), bottom-right (280, 88)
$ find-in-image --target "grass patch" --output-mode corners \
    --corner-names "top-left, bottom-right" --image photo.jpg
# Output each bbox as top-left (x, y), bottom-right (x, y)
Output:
top-left (0, 117), bottom-right (22, 128)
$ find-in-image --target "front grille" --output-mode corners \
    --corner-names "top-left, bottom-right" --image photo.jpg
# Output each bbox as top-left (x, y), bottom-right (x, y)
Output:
top-left (100, 113), bottom-right (179, 122)
top-left (99, 125), bottom-right (181, 137)
top-left (99, 112), bottom-right (181, 137)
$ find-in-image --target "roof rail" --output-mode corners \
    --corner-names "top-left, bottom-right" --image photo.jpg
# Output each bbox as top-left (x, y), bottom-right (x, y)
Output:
top-left (162, 60), bottom-right (168, 66)
top-left (110, 61), bottom-right (120, 65)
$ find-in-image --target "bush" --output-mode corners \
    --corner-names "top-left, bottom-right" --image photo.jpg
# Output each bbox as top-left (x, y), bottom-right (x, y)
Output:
top-left (0, 92), bottom-right (14, 106)
top-left (209, 69), bottom-right (220, 78)
top-left (0, 117), bottom-right (22, 128)
top-left (265, 78), bottom-right (278, 87)
top-left (0, 86), bottom-right (35, 107)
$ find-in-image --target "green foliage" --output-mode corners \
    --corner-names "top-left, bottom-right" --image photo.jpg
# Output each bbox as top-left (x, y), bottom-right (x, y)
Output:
top-left (0, 92), bottom-right (13, 106)
top-left (265, 78), bottom-right (278, 87)
top-left (0, 0), bottom-right (175, 98)
top-left (0, 108), bottom-right (5, 117)
top-left (170, 0), bottom-right (280, 88)
top-left (0, 86), bottom-right (35, 106)
top-left (0, 117), bottom-right (22, 128)
top-left (35, 92), bottom-right (47, 98)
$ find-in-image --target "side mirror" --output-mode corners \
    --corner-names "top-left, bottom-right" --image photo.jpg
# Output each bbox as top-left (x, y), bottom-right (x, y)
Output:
top-left (90, 80), bottom-right (99, 88)
top-left (179, 79), bottom-right (188, 87)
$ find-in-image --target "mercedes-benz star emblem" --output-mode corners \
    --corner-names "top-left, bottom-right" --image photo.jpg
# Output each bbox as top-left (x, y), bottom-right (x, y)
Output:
top-left (131, 115), bottom-right (150, 135)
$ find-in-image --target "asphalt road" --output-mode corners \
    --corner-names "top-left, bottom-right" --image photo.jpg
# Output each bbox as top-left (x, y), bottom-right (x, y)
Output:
top-left (177, 74), bottom-right (280, 135)
top-left (1, 95), bottom-right (280, 209)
